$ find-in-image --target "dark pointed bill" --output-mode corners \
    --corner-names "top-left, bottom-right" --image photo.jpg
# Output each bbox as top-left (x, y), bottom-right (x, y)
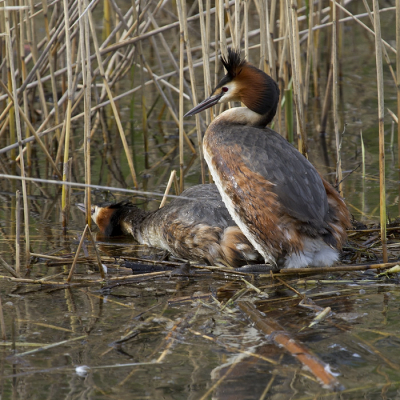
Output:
top-left (184, 93), bottom-right (223, 117)
top-left (76, 203), bottom-right (86, 213)
top-left (76, 203), bottom-right (96, 215)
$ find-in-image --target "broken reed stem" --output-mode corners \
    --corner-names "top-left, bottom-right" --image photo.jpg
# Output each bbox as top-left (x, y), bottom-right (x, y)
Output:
top-left (4, 6), bottom-right (30, 267)
top-left (160, 170), bottom-right (176, 209)
top-left (0, 256), bottom-right (19, 279)
top-left (15, 190), bottom-right (21, 277)
top-left (67, 225), bottom-right (89, 282)
top-left (332, 1), bottom-right (343, 195)
top-left (372, 0), bottom-right (388, 263)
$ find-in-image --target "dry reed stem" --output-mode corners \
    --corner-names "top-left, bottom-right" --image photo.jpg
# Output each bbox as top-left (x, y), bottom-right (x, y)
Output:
top-left (303, 0), bottom-right (313, 106)
top-left (257, 0), bottom-right (267, 72)
top-left (372, 0), bottom-right (388, 263)
top-left (87, 6), bottom-right (138, 189)
top-left (361, 0), bottom-right (397, 86)
top-left (85, 224), bottom-right (106, 280)
top-left (264, 0), bottom-right (276, 80)
top-left (397, 0), bottom-right (400, 217)
top-left (0, 297), bottom-right (6, 341)
top-left (0, 79), bottom-right (62, 178)
top-left (0, 173), bottom-right (193, 200)
top-left (160, 170), bottom-right (176, 209)
top-left (101, 2), bottom-right (234, 57)
top-left (27, 0), bottom-right (49, 123)
top-left (42, 0), bottom-right (61, 144)
top-left (15, 190), bottom-right (21, 277)
top-left (332, 2), bottom-right (396, 55)
top-left (5, 6), bottom-right (30, 267)
top-left (67, 225), bottom-right (89, 282)
top-left (198, 0), bottom-right (213, 128)
top-left (178, 0), bottom-right (206, 183)
top-left (218, 0), bottom-right (227, 58)
top-left (140, 59), bottom-right (196, 155)
top-left (243, 0), bottom-right (249, 58)
top-left (286, 0), bottom-right (306, 153)
top-left (61, 0), bottom-right (73, 228)
top-left (15, 335), bottom-right (87, 357)
top-left (80, 0), bottom-right (92, 227)
top-left (178, 2), bottom-right (185, 194)
top-left (332, 1), bottom-right (343, 195)
top-left (276, 261), bottom-right (400, 276)
top-left (0, 255), bottom-right (19, 278)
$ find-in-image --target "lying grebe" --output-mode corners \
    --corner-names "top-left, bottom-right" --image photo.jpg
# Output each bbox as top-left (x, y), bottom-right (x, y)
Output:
top-left (77, 184), bottom-right (261, 267)
top-left (185, 48), bottom-right (351, 269)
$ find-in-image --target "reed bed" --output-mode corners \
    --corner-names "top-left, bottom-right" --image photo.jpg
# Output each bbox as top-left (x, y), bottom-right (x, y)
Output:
top-left (0, 0), bottom-right (398, 276)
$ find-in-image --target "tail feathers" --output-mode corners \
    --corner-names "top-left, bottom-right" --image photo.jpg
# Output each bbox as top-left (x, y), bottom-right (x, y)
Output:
top-left (220, 226), bottom-right (262, 267)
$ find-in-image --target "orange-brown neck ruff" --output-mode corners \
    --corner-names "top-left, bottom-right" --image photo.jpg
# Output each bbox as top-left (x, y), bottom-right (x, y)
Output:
top-left (203, 122), bottom-right (337, 265)
top-left (215, 50), bottom-right (279, 126)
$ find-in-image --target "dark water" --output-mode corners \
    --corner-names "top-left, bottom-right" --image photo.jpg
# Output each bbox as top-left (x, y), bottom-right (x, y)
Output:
top-left (1, 2), bottom-right (400, 399)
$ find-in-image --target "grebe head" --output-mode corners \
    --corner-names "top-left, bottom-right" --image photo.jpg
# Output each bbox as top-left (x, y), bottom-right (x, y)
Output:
top-left (77, 201), bottom-right (135, 236)
top-left (185, 48), bottom-right (279, 126)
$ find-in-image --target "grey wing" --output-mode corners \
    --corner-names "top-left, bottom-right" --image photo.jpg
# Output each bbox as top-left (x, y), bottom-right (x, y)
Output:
top-left (160, 184), bottom-right (236, 228)
top-left (225, 127), bottom-right (329, 223)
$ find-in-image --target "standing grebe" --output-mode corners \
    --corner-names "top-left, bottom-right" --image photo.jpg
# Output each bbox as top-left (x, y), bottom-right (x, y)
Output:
top-left (77, 184), bottom-right (261, 267)
top-left (185, 48), bottom-right (351, 269)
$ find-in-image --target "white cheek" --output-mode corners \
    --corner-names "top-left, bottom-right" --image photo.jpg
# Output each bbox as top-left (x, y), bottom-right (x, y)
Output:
top-left (220, 81), bottom-right (238, 103)
top-left (92, 207), bottom-right (100, 223)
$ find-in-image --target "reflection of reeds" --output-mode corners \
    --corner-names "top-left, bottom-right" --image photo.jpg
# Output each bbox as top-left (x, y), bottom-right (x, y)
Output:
top-left (0, 1), bottom-right (395, 270)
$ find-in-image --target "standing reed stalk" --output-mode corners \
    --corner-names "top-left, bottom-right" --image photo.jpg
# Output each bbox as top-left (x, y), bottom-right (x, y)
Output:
top-left (397, 0), bottom-right (400, 217)
top-left (372, 0), bottom-right (388, 262)
top-left (79, 0), bottom-right (92, 226)
top-left (4, 5), bottom-right (30, 267)
top-left (286, 0), bottom-right (306, 154)
top-left (87, 6), bottom-right (138, 189)
top-left (178, 3), bottom-right (185, 194)
top-left (177, 0), bottom-right (205, 184)
top-left (15, 190), bottom-right (21, 277)
top-left (61, 0), bottom-right (73, 229)
top-left (332, 1), bottom-right (343, 195)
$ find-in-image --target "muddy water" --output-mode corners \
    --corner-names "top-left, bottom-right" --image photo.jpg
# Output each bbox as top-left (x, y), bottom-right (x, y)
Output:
top-left (1, 4), bottom-right (400, 400)
top-left (1, 277), bottom-right (400, 399)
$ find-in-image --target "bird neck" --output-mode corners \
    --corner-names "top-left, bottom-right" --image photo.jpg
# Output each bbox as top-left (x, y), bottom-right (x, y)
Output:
top-left (213, 107), bottom-right (269, 127)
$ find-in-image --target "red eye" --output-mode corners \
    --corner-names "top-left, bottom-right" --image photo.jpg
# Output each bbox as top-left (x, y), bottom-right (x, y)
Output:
top-left (222, 87), bottom-right (228, 92)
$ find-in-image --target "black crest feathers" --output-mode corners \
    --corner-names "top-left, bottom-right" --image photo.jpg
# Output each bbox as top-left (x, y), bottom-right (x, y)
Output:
top-left (221, 48), bottom-right (246, 78)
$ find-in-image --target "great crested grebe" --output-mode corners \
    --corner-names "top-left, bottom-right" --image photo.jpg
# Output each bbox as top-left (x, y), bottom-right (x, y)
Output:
top-left (77, 184), bottom-right (261, 267)
top-left (185, 48), bottom-right (351, 269)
